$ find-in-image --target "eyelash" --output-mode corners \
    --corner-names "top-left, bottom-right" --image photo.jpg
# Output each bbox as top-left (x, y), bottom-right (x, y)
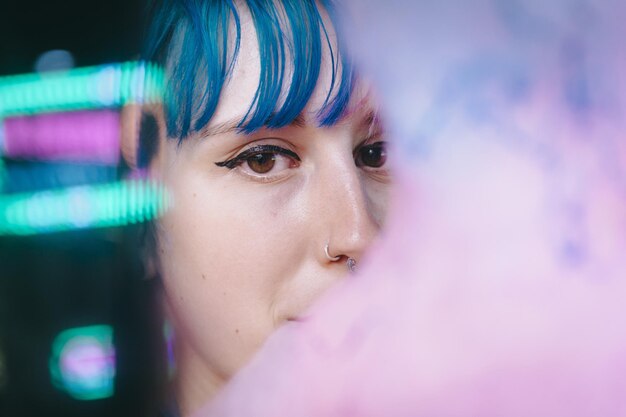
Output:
top-left (215, 145), bottom-right (300, 169)
top-left (214, 141), bottom-right (388, 174)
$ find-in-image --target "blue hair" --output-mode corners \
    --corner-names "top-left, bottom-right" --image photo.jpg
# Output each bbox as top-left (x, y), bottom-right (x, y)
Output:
top-left (143, 0), bottom-right (354, 141)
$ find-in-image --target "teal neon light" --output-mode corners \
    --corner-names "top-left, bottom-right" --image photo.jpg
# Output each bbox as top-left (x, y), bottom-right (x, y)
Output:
top-left (0, 179), bottom-right (168, 236)
top-left (0, 61), bottom-right (164, 118)
top-left (49, 325), bottom-right (115, 401)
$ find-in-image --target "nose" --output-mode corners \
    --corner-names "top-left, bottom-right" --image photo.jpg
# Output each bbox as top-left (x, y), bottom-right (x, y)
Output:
top-left (314, 148), bottom-right (381, 266)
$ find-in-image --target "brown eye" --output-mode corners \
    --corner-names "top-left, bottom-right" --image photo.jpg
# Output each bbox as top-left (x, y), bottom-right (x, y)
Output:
top-left (356, 142), bottom-right (387, 168)
top-left (246, 153), bottom-right (276, 174)
top-left (215, 145), bottom-right (300, 179)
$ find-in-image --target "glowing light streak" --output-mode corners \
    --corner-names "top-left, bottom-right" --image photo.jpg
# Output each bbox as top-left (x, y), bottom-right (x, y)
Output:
top-left (3, 110), bottom-right (120, 163)
top-left (49, 325), bottom-right (115, 401)
top-left (0, 179), bottom-right (168, 236)
top-left (0, 61), bottom-right (164, 118)
top-left (3, 163), bottom-right (117, 194)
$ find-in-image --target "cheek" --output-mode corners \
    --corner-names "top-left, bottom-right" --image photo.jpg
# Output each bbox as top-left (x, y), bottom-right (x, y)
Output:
top-left (363, 176), bottom-right (393, 227)
top-left (156, 165), bottom-right (309, 372)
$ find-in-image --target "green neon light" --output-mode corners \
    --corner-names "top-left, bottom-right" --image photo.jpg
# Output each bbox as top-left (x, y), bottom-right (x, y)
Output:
top-left (0, 179), bottom-right (168, 236)
top-left (49, 325), bottom-right (115, 401)
top-left (0, 61), bottom-right (165, 118)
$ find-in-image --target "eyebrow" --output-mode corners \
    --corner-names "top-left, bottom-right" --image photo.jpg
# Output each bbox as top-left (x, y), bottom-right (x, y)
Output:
top-left (356, 109), bottom-right (383, 139)
top-left (334, 94), bottom-right (382, 136)
top-left (197, 113), bottom-right (307, 138)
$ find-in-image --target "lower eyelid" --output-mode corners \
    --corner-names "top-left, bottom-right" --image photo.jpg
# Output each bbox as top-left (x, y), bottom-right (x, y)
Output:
top-left (237, 153), bottom-right (299, 177)
top-left (237, 169), bottom-right (282, 182)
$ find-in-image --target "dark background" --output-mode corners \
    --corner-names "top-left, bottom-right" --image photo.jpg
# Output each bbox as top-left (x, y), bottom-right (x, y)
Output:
top-left (0, 2), bottom-right (167, 415)
top-left (0, 0), bottom-right (145, 76)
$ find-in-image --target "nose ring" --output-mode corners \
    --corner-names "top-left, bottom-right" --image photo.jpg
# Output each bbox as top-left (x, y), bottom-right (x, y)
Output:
top-left (325, 243), bottom-right (357, 273)
top-left (324, 243), bottom-right (341, 261)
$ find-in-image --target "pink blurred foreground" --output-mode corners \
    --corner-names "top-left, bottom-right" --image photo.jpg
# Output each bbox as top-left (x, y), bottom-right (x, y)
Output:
top-left (199, 1), bottom-right (626, 416)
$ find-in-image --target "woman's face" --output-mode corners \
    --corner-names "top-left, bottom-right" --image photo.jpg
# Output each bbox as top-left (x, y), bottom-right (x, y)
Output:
top-left (148, 8), bottom-right (392, 412)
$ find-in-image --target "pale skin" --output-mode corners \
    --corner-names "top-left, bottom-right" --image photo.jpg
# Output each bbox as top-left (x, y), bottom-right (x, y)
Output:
top-left (124, 7), bottom-right (392, 415)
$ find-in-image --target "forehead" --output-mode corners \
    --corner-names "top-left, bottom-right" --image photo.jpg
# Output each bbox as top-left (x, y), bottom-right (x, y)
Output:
top-left (211, 5), bottom-right (330, 127)
top-left (159, 0), bottom-right (354, 140)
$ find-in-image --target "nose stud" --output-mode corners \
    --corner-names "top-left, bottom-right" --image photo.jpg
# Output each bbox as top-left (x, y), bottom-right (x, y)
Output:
top-left (347, 257), bottom-right (357, 273)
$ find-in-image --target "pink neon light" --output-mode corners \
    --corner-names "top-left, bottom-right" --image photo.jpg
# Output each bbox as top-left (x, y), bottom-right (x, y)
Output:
top-left (4, 110), bottom-right (120, 164)
top-left (61, 340), bottom-right (116, 380)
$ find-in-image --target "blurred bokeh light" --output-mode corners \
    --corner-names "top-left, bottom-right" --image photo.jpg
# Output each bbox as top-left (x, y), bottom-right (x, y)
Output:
top-left (34, 50), bottom-right (76, 73)
top-left (49, 325), bottom-right (115, 401)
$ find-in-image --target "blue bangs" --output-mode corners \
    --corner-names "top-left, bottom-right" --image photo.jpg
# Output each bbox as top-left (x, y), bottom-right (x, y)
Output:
top-left (143, 0), bottom-right (354, 141)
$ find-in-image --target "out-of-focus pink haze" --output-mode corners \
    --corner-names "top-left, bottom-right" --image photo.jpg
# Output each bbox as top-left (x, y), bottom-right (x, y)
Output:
top-left (199, 1), bottom-right (626, 415)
